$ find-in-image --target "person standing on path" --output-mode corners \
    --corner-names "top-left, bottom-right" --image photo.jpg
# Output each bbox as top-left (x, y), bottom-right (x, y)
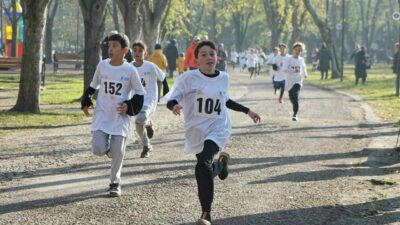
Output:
top-left (81, 33), bottom-right (146, 197)
top-left (163, 39), bottom-right (179, 78)
top-left (283, 42), bottom-right (308, 121)
top-left (392, 42), bottom-right (399, 74)
top-left (185, 36), bottom-right (201, 71)
top-left (216, 43), bottom-right (228, 72)
top-left (133, 42), bottom-right (169, 158)
top-left (354, 46), bottom-right (368, 85)
top-left (149, 43), bottom-right (168, 102)
top-left (318, 44), bottom-right (330, 80)
top-left (167, 41), bottom-right (261, 225)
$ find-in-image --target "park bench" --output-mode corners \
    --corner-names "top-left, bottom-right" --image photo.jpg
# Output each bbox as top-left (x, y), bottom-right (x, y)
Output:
top-left (0, 57), bottom-right (22, 70)
top-left (53, 52), bottom-right (84, 73)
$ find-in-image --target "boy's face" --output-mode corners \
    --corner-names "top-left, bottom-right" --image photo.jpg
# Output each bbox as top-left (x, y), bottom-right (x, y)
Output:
top-left (293, 46), bottom-right (302, 57)
top-left (132, 46), bottom-right (146, 61)
top-left (108, 40), bottom-right (125, 60)
top-left (196, 45), bottom-right (217, 71)
top-left (280, 46), bottom-right (286, 54)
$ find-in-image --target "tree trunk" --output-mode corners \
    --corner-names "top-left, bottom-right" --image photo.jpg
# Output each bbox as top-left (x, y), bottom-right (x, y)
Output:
top-left (12, 0), bottom-right (49, 113)
top-left (110, 0), bottom-right (120, 31)
top-left (303, 0), bottom-right (340, 78)
top-left (140, 0), bottom-right (170, 50)
top-left (116, 0), bottom-right (142, 43)
top-left (263, 0), bottom-right (291, 50)
top-left (11, 0), bottom-right (17, 57)
top-left (79, 0), bottom-right (107, 93)
top-left (44, 0), bottom-right (59, 63)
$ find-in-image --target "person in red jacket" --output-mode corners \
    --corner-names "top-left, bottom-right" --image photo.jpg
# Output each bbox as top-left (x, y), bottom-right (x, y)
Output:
top-left (184, 36), bottom-right (201, 71)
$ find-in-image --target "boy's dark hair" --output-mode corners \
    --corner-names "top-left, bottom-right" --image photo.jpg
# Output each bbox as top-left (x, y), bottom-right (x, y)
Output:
top-left (278, 43), bottom-right (287, 48)
top-left (155, 44), bottom-right (162, 50)
top-left (108, 33), bottom-right (129, 49)
top-left (179, 53), bottom-right (184, 57)
top-left (194, 41), bottom-right (217, 59)
top-left (132, 41), bottom-right (147, 51)
top-left (292, 42), bottom-right (305, 50)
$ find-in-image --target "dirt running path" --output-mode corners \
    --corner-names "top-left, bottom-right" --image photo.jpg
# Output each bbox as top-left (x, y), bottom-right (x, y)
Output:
top-left (0, 70), bottom-right (399, 225)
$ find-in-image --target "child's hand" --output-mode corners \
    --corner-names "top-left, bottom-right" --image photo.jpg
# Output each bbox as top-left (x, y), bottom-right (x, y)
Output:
top-left (304, 75), bottom-right (308, 80)
top-left (248, 110), bottom-right (261, 123)
top-left (172, 104), bottom-right (183, 116)
top-left (117, 103), bottom-right (128, 115)
top-left (82, 106), bottom-right (91, 117)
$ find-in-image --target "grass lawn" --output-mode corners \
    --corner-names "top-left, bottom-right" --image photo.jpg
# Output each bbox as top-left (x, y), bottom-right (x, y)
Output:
top-left (0, 72), bottom-right (176, 130)
top-left (307, 64), bottom-right (400, 121)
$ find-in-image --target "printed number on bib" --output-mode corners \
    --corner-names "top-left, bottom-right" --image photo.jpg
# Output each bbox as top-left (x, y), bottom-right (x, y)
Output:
top-left (104, 81), bottom-right (122, 96)
top-left (194, 94), bottom-right (223, 118)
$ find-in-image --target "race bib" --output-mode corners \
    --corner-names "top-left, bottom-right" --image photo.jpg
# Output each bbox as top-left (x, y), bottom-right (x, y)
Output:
top-left (102, 78), bottom-right (123, 96)
top-left (194, 91), bottom-right (224, 118)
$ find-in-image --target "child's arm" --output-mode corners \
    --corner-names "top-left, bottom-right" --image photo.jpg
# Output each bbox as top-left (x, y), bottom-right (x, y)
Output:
top-left (226, 99), bottom-right (261, 123)
top-left (81, 86), bottom-right (96, 116)
top-left (123, 94), bottom-right (144, 116)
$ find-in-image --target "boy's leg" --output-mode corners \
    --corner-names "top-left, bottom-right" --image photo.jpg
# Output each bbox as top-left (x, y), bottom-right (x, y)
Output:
top-left (157, 80), bottom-right (162, 102)
top-left (109, 135), bottom-right (127, 184)
top-left (279, 82), bottom-right (285, 100)
top-left (289, 84), bottom-right (300, 117)
top-left (195, 140), bottom-right (222, 220)
top-left (135, 105), bottom-right (153, 157)
top-left (92, 130), bottom-right (110, 156)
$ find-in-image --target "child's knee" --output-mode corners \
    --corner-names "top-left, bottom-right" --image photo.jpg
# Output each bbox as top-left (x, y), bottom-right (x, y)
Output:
top-left (135, 113), bottom-right (148, 125)
top-left (92, 143), bottom-right (108, 156)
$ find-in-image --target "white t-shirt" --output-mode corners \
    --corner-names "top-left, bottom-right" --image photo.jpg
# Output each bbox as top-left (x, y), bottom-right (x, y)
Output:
top-left (283, 55), bottom-right (308, 90)
top-left (90, 59), bottom-right (146, 137)
top-left (230, 51), bottom-right (238, 62)
top-left (273, 54), bottom-right (289, 82)
top-left (247, 53), bottom-right (257, 68)
top-left (169, 69), bottom-right (232, 155)
top-left (133, 60), bottom-right (165, 112)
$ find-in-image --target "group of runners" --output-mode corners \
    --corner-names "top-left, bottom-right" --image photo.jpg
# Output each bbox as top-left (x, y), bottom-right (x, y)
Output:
top-left (81, 32), bottom-right (307, 225)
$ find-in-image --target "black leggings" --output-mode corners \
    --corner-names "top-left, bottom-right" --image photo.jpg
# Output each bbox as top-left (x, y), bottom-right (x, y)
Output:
top-left (195, 139), bottom-right (223, 213)
top-left (289, 84), bottom-right (301, 117)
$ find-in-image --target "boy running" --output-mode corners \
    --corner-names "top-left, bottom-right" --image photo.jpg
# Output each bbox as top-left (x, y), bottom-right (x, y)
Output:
top-left (166, 41), bottom-right (261, 225)
top-left (81, 33), bottom-right (146, 197)
top-left (283, 42), bottom-right (308, 121)
top-left (271, 43), bottom-right (289, 103)
top-left (132, 42), bottom-right (169, 158)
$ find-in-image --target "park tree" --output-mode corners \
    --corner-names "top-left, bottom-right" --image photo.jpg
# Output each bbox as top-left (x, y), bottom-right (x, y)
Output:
top-left (229, 0), bottom-right (255, 51)
top-left (106, 0), bottom-right (120, 31)
top-left (44, 0), bottom-right (60, 63)
top-left (79, 0), bottom-right (107, 92)
top-left (11, 0), bottom-right (49, 113)
top-left (160, 0), bottom-right (191, 41)
top-left (262, 0), bottom-right (291, 50)
top-left (140, 0), bottom-right (171, 50)
top-left (289, 0), bottom-right (308, 48)
top-left (303, 0), bottom-right (341, 78)
top-left (116, 0), bottom-right (142, 42)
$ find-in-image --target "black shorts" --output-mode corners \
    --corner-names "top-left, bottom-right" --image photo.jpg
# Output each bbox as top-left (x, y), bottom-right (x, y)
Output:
top-left (273, 80), bottom-right (285, 89)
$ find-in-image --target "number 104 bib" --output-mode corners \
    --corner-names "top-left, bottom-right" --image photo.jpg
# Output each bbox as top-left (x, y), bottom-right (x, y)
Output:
top-left (194, 91), bottom-right (225, 118)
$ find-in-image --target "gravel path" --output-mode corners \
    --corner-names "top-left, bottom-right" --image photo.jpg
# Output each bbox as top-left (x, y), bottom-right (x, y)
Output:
top-left (0, 70), bottom-right (399, 225)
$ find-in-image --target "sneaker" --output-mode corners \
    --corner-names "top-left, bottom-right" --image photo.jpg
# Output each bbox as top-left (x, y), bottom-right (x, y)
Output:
top-left (140, 145), bottom-right (152, 158)
top-left (278, 97), bottom-right (283, 104)
top-left (195, 212), bottom-right (211, 225)
top-left (108, 183), bottom-right (121, 197)
top-left (105, 149), bottom-right (112, 158)
top-left (145, 120), bottom-right (154, 139)
top-left (292, 116), bottom-right (298, 121)
top-left (218, 152), bottom-right (230, 180)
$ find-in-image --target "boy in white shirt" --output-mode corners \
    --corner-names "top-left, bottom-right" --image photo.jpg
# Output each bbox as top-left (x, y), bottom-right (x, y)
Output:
top-left (132, 41), bottom-right (169, 158)
top-left (283, 42), bottom-right (308, 121)
top-left (81, 33), bottom-right (146, 197)
top-left (272, 43), bottom-right (289, 103)
top-left (167, 41), bottom-right (261, 225)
